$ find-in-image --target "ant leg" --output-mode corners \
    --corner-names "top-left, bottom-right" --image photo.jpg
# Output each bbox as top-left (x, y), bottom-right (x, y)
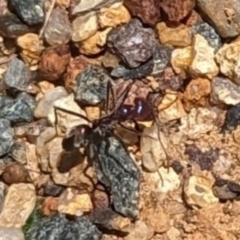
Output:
top-left (118, 122), bottom-right (142, 136)
top-left (53, 106), bottom-right (91, 123)
top-left (54, 106), bottom-right (59, 136)
top-left (155, 119), bottom-right (172, 172)
top-left (105, 80), bottom-right (115, 115)
top-left (157, 168), bottom-right (164, 188)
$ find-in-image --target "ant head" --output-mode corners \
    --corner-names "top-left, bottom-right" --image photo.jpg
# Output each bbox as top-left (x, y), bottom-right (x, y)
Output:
top-left (67, 124), bottom-right (92, 148)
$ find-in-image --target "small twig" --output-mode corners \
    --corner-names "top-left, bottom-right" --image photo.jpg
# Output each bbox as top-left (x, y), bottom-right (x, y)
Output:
top-left (39, 0), bottom-right (56, 39)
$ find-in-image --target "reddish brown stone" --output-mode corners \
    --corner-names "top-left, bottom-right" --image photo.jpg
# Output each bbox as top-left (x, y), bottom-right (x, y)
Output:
top-left (39, 44), bottom-right (71, 81)
top-left (160, 0), bottom-right (195, 22)
top-left (2, 163), bottom-right (30, 185)
top-left (123, 0), bottom-right (161, 26)
top-left (184, 9), bottom-right (202, 27)
top-left (92, 185), bottom-right (109, 210)
top-left (41, 197), bottom-right (59, 216)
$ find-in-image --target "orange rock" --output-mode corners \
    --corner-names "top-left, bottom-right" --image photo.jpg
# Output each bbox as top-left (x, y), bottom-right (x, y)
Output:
top-left (183, 78), bottom-right (211, 111)
top-left (98, 2), bottom-right (131, 28)
top-left (157, 22), bottom-right (192, 47)
top-left (41, 197), bottom-right (59, 216)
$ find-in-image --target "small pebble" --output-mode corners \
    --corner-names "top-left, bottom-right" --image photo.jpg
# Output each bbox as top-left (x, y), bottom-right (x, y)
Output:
top-left (141, 124), bottom-right (167, 172)
top-left (215, 41), bottom-right (240, 85)
top-left (58, 189), bottom-right (93, 215)
top-left (74, 65), bottom-right (111, 105)
top-left (44, 182), bottom-right (65, 197)
top-left (157, 22), bottom-right (192, 47)
top-left (211, 76), bottom-right (240, 105)
top-left (222, 103), bottom-right (240, 131)
top-left (111, 59), bottom-right (154, 79)
top-left (183, 77), bottom-right (211, 110)
top-left (0, 227), bottom-right (25, 240)
top-left (44, 7), bottom-right (72, 46)
top-left (0, 183), bottom-right (36, 228)
top-left (72, 12), bottom-right (98, 42)
top-left (0, 93), bottom-right (36, 123)
top-left (213, 185), bottom-right (237, 200)
top-left (143, 205), bottom-right (171, 233)
top-left (2, 163), bottom-right (30, 185)
top-left (152, 43), bottom-right (173, 75)
top-left (196, 0), bottom-right (240, 38)
top-left (9, 0), bottom-right (44, 25)
top-left (171, 46), bottom-right (192, 79)
top-left (0, 13), bottom-right (29, 38)
top-left (92, 186), bottom-right (109, 210)
top-left (78, 28), bottom-right (112, 55)
top-left (9, 142), bottom-right (27, 163)
top-left (161, 0), bottom-right (195, 22)
top-left (72, 0), bottom-right (117, 15)
top-left (191, 22), bottom-right (222, 50)
top-left (90, 208), bottom-right (132, 232)
top-left (107, 18), bottom-right (155, 68)
top-left (17, 33), bottom-right (44, 70)
top-left (189, 34), bottom-right (219, 79)
top-left (123, 0), bottom-right (160, 26)
top-left (98, 2), bottom-right (131, 28)
top-left (3, 57), bottom-right (31, 91)
top-left (183, 171), bottom-right (218, 208)
top-left (185, 144), bottom-right (219, 171)
top-left (26, 214), bottom-right (102, 240)
top-left (39, 44), bottom-right (71, 81)
top-left (0, 119), bottom-right (14, 157)
top-left (124, 220), bottom-right (153, 240)
top-left (34, 86), bottom-right (68, 118)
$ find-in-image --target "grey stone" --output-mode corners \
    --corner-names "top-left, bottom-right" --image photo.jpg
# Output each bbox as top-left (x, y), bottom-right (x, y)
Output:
top-left (0, 13), bottom-right (29, 38)
top-left (34, 87), bottom-right (68, 118)
top-left (9, 0), bottom-right (44, 25)
top-left (0, 93), bottom-right (36, 123)
top-left (197, 0), bottom-right (240, 38)
top-left (0, 119), bottom-right (14, 156)
top-left (3, 58), bottom-right (31, 91)
top-left (0, 227), bottom-right (24, 240)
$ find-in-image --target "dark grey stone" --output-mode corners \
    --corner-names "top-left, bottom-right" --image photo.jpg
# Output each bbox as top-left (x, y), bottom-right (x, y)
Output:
top-left (9, 0), bottom-right (44, 25)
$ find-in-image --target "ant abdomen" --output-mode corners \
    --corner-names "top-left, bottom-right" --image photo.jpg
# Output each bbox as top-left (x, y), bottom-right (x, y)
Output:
top-left (117, 98), bottom-right (153, 122)
top-left (132, 98), bottom-right (153, 121)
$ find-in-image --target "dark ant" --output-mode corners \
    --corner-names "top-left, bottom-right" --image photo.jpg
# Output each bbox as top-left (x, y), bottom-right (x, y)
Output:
top-left (53, 80), bottom-right (157, 217)
top-left (52, 80), bottom-right (161, 217)
top-left (54, 79), bottom-right (174, 167)
top-left (54, 80), bottom-right (155, 149)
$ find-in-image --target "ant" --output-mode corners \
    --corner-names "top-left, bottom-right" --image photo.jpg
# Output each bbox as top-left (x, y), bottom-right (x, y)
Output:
top-left (54, 80), bottom-right (156, 148)
top-left (53, 80), bottom-right (158, 218)
top-left (53, 80), bottom-right (171, 218)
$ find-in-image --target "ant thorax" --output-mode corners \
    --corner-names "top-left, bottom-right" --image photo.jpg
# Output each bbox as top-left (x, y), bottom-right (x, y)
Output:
top-left (91, 117), bottom-right (116, 138)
